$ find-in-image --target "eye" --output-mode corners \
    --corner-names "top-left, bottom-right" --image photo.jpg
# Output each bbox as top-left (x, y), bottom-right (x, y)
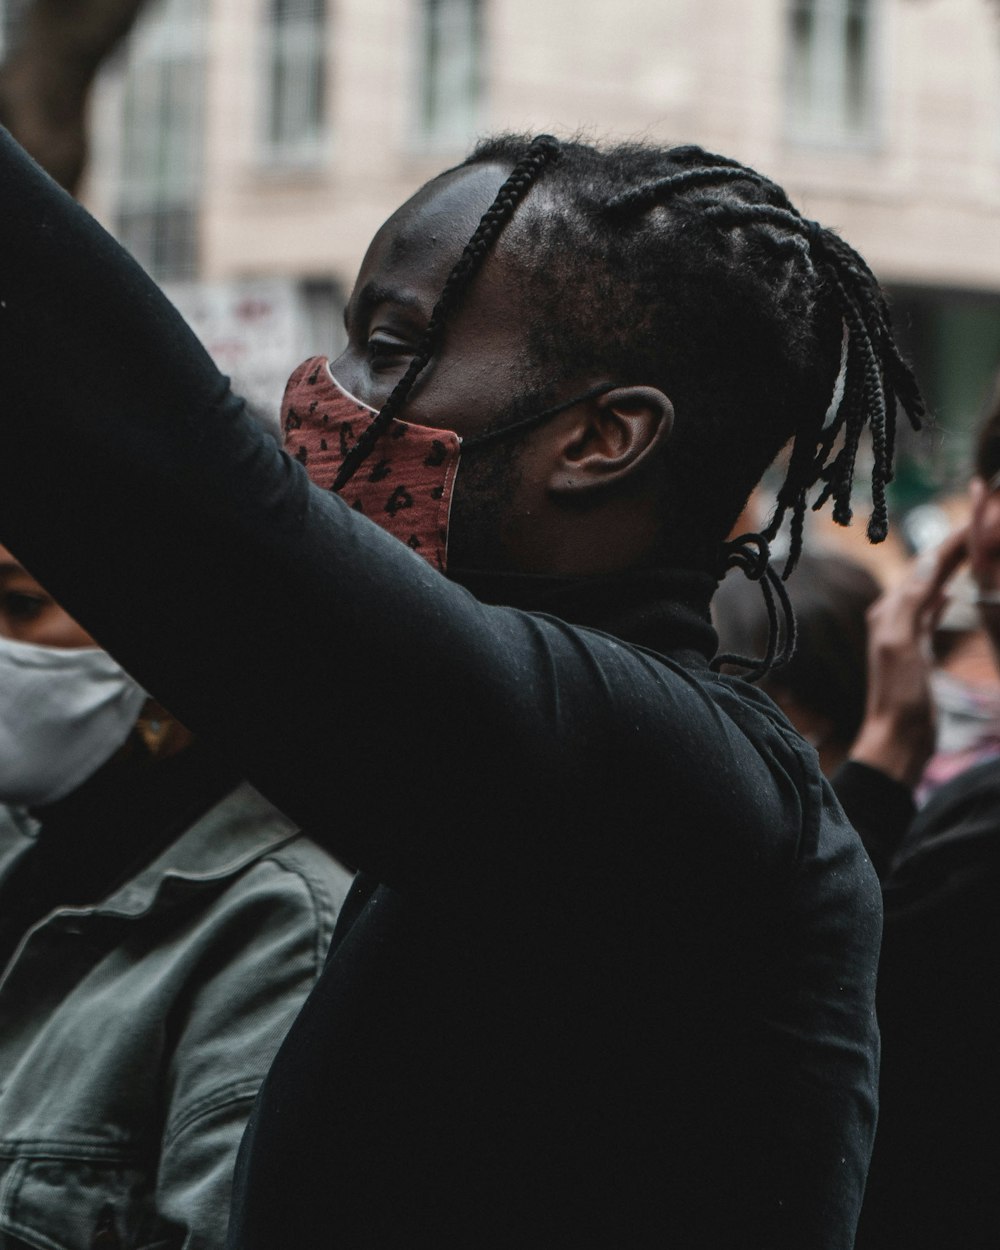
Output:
top-left (367, 330), bottom-right (412, 365)
top-left (1, 590), bottom-right (49, 622)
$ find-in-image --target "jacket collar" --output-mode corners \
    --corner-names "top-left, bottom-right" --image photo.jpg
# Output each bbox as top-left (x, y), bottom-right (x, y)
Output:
top-left (0, 783), bottom-right (296, 926)
top-left (86, 783), bottom-right (297, 919)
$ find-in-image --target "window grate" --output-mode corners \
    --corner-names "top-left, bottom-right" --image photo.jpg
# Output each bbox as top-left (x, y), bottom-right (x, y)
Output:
top-left (419, 0), bottom-right (483, 149)
top-left (115, 0), bottom-right (207, 280)
top-left (262, 0), bottom-right (328, 165)
top-left (786, 0), bottom-right (877, 146)
top-left (0, 0), bottom-right (30, 59)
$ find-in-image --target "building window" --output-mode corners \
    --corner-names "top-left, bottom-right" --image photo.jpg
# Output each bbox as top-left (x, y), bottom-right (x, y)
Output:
top-left (889, 287), bottom-right (1000, 499)
top-left (0, 0), bottom-right (28, 57)
top-left (418, 0), bottom-right (483, 148)
top-left (116, 0), bottom-right (206, 280)
top-left (263, 0), bottom-right (327, 164)
top-left (786, 0), bottom-right (877, 145)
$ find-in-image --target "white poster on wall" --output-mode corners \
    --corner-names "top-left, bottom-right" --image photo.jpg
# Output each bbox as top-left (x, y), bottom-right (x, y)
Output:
top-left (163, 277), bottom-right (319, 428)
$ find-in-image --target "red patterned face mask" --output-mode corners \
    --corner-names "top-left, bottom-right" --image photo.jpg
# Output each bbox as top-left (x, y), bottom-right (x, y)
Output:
top-left (282, 357), bottom-right (461, 572)
top-left (281, 355), bottom-right (618, 573)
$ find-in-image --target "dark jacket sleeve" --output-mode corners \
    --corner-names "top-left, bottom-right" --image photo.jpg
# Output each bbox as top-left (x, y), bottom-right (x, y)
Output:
top-left (831, 760), bottom-right (915, 880)
top-left (0, 131), bottom-right (788, 922)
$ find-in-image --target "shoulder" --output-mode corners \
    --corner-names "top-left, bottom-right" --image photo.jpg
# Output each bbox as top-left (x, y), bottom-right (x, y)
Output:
top-left (135, 782), bottom-right (353, 914)
top-left (112, 787), bottom-right (354, 978)
top-left (909, 755), bottom-right (1000, 845)
top-left (682, 666), bottom-right (825, 849)
top-left (885, 756), bottom-right (1000, 911)
top-left (702, 671), bottom-right (880, 904)
top-left (180, 832), bottom-right (353, 968)
top-left (255, 834), bottom-right (354, 937)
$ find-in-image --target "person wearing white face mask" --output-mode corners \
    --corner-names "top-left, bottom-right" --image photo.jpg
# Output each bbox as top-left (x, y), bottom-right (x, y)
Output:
top-left (0, 545), bottom-right (352, 1250)
top-left (0, 609), bottom-right (148, 809)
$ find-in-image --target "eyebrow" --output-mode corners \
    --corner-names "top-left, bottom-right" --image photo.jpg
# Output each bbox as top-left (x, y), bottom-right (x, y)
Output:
top-left (346, 282), bottom-right (428, 332)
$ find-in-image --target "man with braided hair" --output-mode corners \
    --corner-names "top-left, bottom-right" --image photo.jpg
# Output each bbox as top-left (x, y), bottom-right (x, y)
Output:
top-left (0, 129), bottom-right (918, 1247)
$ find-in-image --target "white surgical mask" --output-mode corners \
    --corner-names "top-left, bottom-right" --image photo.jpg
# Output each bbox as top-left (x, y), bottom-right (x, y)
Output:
top-left (0, 636), bottom-right (147, 807)
top-left (931, 669), bottom-right (1000, 756)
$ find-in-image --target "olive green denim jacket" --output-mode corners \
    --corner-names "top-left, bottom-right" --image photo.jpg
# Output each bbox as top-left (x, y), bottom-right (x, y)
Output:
top-left (0, 786), bottom-right (351, 1250)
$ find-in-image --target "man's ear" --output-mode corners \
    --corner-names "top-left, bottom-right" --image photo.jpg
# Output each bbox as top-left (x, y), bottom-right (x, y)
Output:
top-left (548, 386), bottom-right (674, 497)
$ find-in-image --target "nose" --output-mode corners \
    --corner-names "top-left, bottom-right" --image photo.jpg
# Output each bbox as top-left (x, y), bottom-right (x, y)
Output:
top-left (327, 348), bottom-right (363, 398)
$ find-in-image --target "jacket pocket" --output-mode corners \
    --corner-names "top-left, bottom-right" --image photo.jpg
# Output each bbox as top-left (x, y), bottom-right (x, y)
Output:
top-left (0, 1156), bottom-right (180, 1250)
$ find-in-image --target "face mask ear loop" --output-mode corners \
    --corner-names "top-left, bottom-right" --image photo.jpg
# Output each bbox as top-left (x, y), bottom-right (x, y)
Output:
top-left (460, 382), bottom-right (622, 452)
top-left (710, 532), bottom-right (798, 682)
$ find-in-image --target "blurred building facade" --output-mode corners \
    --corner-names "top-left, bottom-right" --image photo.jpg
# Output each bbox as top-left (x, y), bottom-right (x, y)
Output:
top-left (2, 0), bottom-right (1000, 488)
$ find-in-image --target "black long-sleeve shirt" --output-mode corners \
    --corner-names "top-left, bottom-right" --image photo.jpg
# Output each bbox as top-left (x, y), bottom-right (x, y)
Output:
top-left (0, 131), bottom-right (881, 1248)
top-left (835, 758), bottom-right (1000, 1249)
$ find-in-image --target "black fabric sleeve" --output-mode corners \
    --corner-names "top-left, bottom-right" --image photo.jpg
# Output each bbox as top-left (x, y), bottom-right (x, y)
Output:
top-left (830, 760), bottom-right (915, 880)
top-left (0, 131), bottom-right (789, 925)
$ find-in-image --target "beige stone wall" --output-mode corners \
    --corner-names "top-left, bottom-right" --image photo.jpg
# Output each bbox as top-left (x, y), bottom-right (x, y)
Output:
top-left (87, 0), bottom-right (1000, 294)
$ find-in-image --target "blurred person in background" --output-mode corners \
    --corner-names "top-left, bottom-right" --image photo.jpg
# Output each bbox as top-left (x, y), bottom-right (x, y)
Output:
top-left (836, 383), bottom-right (1000, 1248)
top-left (713, 551), bottom-right (881, 777)
top-left (0, 129), bottom-right (926, 1249)
top-left (0, 544), bottom-right (351, 1249)
top-left (918, 568), bottom-right (1000, 803)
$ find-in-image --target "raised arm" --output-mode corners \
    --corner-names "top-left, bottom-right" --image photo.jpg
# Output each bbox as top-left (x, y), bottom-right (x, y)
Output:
top-left (0, 131), bottom-right (782, 921)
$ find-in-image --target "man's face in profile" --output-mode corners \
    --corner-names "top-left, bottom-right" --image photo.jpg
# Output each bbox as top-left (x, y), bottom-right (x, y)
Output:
top-left (326, 163), bottom-right (575, 572)
top-left (330, 162), bottom-right (534, 441)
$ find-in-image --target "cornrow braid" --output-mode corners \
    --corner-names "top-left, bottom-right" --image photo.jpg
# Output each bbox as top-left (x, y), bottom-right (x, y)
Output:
top-left (460, 139), bottom-right (924, 576)
top-left (621, 188), bottom-right (924, 575)
top-left (604, 166), bottom-right (778, 218)
top-left (823, 267), bottom-right (891, 539)
top-left (457, 138), bottom-right (927, 672)
top-left (332, 134), bottom-right (562, 491)
top-left (810, 338), bottom-right (866, 520)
